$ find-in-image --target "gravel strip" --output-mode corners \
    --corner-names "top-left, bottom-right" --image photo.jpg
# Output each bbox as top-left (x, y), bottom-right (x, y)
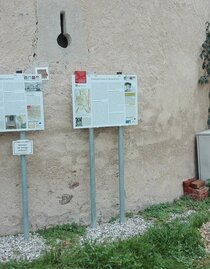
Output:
top-left (0, 233), bottom-right (48, 263)
top-left (81, 216), bottom-right (153, 244)
top-left (81, 211), bottom-right (197, 245)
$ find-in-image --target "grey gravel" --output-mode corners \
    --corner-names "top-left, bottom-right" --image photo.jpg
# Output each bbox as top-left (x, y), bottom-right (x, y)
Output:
top-left (200, 221), bottom-right (210, 253)
top-left (0, 233), bottom-right (48, 263)
top-left (81, 216), bottom-right (153, 244)
top-left (168, 210), bottom-right (196, 222)
top-left (81, 210), bottom-right (197, 245)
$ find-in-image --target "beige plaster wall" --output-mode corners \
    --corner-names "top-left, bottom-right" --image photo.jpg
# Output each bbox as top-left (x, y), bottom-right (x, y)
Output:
top-left (0, 0), bottom-right (210, 235)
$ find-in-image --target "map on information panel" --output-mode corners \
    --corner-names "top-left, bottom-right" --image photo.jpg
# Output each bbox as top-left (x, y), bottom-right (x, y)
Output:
top-left (0, 74), bottom-right (44, 132)
top-left (72, 72), bottom-right (138, 129)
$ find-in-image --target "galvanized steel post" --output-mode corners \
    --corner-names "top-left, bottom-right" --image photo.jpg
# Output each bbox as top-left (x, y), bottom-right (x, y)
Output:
top-left (118, 126), bottom-right (126, 224)
top-left (89, 128), bottom-right (97, 228)
top-left (20, 131), bottom-right (29, 240)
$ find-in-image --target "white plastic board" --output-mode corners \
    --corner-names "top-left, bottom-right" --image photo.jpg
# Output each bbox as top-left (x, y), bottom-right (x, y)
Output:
top-left (13, 140), bottom-right (33, 155)
top-left (0, 74), bottom-right (44, 132)
top-left (72, 73), bottom-right (138, 128)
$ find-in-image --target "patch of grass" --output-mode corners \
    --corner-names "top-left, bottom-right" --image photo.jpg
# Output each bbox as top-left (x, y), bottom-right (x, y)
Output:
top-left (69, 212), bottom-right (210, 269)
top-left (1, 197), bottom-right (210, 268)
top-left (37, 222), bottom-right (86, 247)
top-left (21, 219), bottom-right (206, 269)
top-left (141, 196), bottom-right (210, 223)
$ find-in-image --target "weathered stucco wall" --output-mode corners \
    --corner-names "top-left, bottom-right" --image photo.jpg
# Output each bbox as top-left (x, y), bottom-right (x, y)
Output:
top-left (0, 0), bottom-right (210, 235)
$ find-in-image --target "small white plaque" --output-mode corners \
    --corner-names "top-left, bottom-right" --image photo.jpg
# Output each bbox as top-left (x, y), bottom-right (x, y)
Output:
top-left (12, 140), bottom-right (33, 155)
top-left (35, 67), bottom-right (49, 80)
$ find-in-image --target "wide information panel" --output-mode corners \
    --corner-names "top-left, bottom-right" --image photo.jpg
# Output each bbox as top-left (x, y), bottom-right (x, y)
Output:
top-left (72, 73), bottom-right (138, 128)
top-left (0, 74), bottom-right (44, 132)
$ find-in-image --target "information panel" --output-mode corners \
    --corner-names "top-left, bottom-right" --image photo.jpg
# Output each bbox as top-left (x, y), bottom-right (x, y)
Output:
top-left (0, 74), bottom-right (44, 132)
top-left (72, 73), bottom-right (138, 128)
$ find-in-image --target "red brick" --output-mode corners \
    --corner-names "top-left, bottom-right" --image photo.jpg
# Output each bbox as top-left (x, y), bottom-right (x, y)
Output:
top-left (192, 186), bottom-right (209, 194)
top-left (187, 186), bottom-right (209, 200)
top-left (190, 180), bottom-right (205, 189)
top-left (183, 186), bottom-right (194, 194)
top-left (189, 192), bottom-right (208, 200)
top-left (183, 178), bottom-right (196, 188)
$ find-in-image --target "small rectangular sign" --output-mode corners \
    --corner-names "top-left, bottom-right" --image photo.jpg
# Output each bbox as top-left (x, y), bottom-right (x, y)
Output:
top-left (35, 67), bottom-right (49, 80)
top-left (12, 140), bottom-right (33, 155)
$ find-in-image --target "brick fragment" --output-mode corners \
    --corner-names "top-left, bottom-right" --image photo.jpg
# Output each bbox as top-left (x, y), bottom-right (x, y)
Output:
top-left (183, 186), bottom-right (194, 194)
top-left (183, 178), bottom-right (196, 188)
top-left (190, 179), bottom-right (205, 189)
top-left (192, 186), bottom-right (209, 194)
top-left (186, 186), bottom-right (209, 201)
top-left (189, 192), bottom-right (208, 201)
top-left (183, 178), bottom-right (196, 194)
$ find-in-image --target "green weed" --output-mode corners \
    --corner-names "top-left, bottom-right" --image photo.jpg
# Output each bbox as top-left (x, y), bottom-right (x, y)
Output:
top-left (37, 222), bottom-right (86, 247)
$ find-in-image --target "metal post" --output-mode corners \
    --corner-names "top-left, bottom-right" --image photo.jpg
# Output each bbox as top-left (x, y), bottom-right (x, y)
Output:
top-left (118, 126), bottom-right (126, 224)
top-left (89, 128), bottom-right (97, 228)
top-left (20, 131), bottom-right (29, 240)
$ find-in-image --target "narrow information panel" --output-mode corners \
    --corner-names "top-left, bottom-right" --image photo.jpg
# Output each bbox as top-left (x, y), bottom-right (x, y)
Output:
top-left (72, 73), bottom-right (138, 129)
top-left (0, 74), bottom-right (44, 132)
top-left (13, 140), bottom-right (33, 155)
